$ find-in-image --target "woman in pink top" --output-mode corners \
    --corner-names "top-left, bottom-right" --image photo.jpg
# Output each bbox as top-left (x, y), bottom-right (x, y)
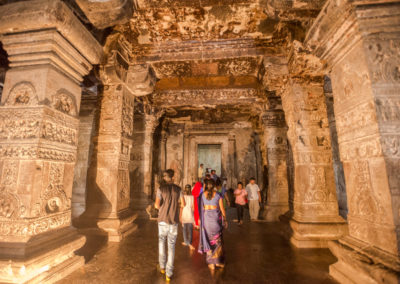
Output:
top-left (234, 182), bottom-right (247, 225)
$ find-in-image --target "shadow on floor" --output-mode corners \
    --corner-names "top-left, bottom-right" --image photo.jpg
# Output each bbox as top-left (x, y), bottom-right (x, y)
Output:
top-left (60, 208), bottom-right (338, 284)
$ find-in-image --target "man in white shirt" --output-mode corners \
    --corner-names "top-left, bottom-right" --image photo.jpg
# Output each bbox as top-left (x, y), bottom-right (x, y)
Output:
top-left (245, 177), bottom-right (261, 221)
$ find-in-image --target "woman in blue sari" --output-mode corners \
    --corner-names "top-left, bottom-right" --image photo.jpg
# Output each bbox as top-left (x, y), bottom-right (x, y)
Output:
top-left (198, 179), bottom-right (228, 270)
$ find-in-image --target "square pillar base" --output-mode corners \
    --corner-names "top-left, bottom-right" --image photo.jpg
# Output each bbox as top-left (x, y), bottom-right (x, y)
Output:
top-left (289, 217), bottom-right (348, 248)
top-left (263, 204), bottom-right (289, 222)
top-left (75, 208), bottom-right (138, 242)
top-left (328, 237), bottom-right (400, 284)
top-left (0, 228), bottom-right (85, 283)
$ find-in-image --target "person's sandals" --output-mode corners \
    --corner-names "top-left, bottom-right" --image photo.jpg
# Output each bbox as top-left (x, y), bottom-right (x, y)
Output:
top-left (166, 275), bottom-right (171, 282)
top-left (189, 244), bottom-right (195, 250)
top-left (181, 242), bottom-right (187, 246)
top-left (208, 264), bottom-right (216, 270)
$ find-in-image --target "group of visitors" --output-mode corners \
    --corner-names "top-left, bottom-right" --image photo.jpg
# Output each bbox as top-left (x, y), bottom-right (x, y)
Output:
top-left (155, 168), bottom-right (261, 281)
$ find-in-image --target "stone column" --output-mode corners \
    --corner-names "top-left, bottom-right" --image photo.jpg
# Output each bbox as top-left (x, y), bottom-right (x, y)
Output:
top-left (281, 41), bottom-right (347, 248)
top-left (228, 134), bottom-right (237, 189)
top-left (78, 83), bottom-right (137, 242)
top-left (183, 133), bottom-right (190, 186)
top-left (160, 130), bottom-right (167, 172)
top-left (306, 1), bottom-right (400, 282)
top-left (261, 106), bottom-right (289, 222)
top-left (143, 114), bottom-right (158, 198)
top-left (0, 1), bottom-right (102, 282)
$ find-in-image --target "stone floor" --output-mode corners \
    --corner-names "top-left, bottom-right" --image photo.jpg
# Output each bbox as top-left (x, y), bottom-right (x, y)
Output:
top-left (59, 209), bottom-right (338, 284)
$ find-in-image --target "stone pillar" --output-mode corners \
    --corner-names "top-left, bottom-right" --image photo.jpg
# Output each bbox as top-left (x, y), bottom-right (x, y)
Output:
top-left (78, 83), bottom-right (137, 242)
top-left (183, 133), bottom-right (190, 186)
top-left (261, 106), bottom-right (289, 222)
top-left (228, 134), bottom-right (237, 189)
top-left (306, 1), bottom-right (400, 282)
top-left (281, 41), bottom-right (347, 248)
top-left (143, 114), bottom-right (158, 198)
top-left (160, 130), bottom-right (167, 172)
top-left (0, 0), bottom-right (102, 282)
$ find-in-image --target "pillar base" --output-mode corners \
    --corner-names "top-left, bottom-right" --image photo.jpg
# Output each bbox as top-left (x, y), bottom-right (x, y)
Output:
top-left (263, 204), bottom-right (289, 222)
top-left (289, 217), bottom-right (347, 248)
top-left (75, 208), bottom-right (138, 242)
top-left (0, 227), bottom-right (85, 284)
top-left (328, 236), bottom-right (400, 284)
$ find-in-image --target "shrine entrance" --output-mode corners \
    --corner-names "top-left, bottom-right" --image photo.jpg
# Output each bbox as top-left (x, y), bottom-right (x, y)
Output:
top-left (198, 144), bottom-right (222, 177)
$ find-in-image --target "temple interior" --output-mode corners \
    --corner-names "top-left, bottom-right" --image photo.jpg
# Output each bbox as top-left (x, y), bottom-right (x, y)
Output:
top-left (0, 0), bottom-right (399, 283)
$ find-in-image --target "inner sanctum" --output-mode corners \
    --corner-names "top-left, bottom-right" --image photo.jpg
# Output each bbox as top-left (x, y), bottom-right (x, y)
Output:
top-left (0, 0), bottom-right (399, 283)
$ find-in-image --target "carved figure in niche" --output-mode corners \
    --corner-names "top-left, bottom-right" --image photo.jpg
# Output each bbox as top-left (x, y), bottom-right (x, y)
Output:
top-left (169, 152), bottom-right (182, 186)
top-left (6, 81), bottom-right (38, 106)
top-left (52, 90), bottom-right (77, 116)
top-left (0, 190), bottom-right (24, 218)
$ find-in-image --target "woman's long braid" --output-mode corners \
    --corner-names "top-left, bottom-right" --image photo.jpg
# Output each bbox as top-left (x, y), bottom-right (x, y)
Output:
top-left (205, 179), bottom-right (215, 200)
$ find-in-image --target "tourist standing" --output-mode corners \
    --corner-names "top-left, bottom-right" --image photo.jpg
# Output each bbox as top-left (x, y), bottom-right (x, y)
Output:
top-left (181, 184), bottom-right (195, 250)
top-left (245, 177), bottom-right (261, 221)
top-left (155, 169), bottom-right (184, 281)
top-left (210, 169), bottom-right (218, 181)
top-left (234, 182), bottom-right (247, 225)
top-left (198, 179), bottom-right (227, 270)
top-left (198, 163), bottom-right (204, 181)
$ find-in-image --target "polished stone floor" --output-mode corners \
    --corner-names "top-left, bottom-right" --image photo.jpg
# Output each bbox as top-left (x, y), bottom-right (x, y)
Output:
top-left (59, 209), bottom-right (337, 284)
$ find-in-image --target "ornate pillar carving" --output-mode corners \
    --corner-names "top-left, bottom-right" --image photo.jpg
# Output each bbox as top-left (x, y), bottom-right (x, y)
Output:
top-left (281, 41), bottom-right (347, 248)
top-left (0, 0), bottom-right (102, 282)
top-left (160, 130), bottom-right (167, 172)
top-left (183, 133), bottom-right (190, 187)
top-left (228, 134), bottom-right (237, 189)
top-left (143, 113), bottom-right (158, 198)
top-left (260, 97), bottom-right (290, 222)
top-left (306, 1), bottom-right (400, 282)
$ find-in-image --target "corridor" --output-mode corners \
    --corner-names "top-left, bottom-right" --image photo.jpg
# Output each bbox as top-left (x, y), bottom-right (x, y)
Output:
top-left (59, 210), bottom-right (337, 284)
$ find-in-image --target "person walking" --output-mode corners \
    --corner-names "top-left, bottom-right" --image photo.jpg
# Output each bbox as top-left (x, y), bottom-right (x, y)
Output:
top-left (198, 163), bottom-right (204, 182)
top-left (234, 182), bottom-right (247, 225)
top-left (198, 179), bottom-right (228, 270)
top-left (245, 177), bottom-right (261, 221)
top-left (181, 184), bottom-right (195, 250)
top-left (155, 169), bottom-right (184, 281)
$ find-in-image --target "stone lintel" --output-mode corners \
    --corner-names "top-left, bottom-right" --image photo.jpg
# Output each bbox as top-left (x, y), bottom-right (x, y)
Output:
top-left (0, 0), bottom-right (102, 66)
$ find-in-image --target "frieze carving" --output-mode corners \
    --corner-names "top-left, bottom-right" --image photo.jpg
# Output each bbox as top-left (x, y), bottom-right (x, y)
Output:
top-left (118, 169), bottom-right (129, 207)
top-left (0, 211), bottom-right (70, 236)
top-left (340, 136), bottom-right (382, 161)
top-left (0, 145), bottom-right (76, 162)
top-left (375, 97), bottom-right (400, 123)
top-left (0, 118), bottom-right (40, 140)
top-left (153, 88), bottom-right (263, 107)
top-left (0, 190), bottom-right (25, 219)
top-left (219, 58), bottom-right (254, 76)
top-left (41, 121), bottom-right (77, 146)
top-left (1, 160), bottom-right (18, 188)
top-left (297, 151), bottom-right (332, 164)
top-left (52, 90), bottom-right (77, 116)
top-left (5, 82), bottom-right (38, 106)
top-left (381, 135), bottom-right (400, 158)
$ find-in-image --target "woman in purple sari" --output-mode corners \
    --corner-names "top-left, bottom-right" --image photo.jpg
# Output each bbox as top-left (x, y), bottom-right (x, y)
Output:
top-left (198, 179), bottom-right (228, 270)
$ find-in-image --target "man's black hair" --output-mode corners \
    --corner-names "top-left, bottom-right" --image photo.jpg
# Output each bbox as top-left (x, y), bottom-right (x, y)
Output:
top-left (164, 169), bottom-right (175, 178)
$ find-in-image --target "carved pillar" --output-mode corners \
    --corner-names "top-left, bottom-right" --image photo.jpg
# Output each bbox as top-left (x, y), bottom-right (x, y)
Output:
top-left (183, 133), bottom-right (190, 187)
top-left (306, 1), bottom-right (400, 282)
top-left (143, 114), bottom-right (158, 198)
top-left (261, 104), bottom-right (290, 222)
top-left (78, 83), bottom-right (137, 242)
top-left (228, 134), bottom-right (237, 189)
top-left (160, 130), bottom-right (167, 172)
top-left (0, 1), bottom-right (102, 282)
top-left (281, 41), bottom-right (347, 248)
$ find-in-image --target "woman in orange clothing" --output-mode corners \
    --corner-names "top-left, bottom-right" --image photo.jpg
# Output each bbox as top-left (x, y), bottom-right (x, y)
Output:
top-left (191, 181), bottom-right (202, 229)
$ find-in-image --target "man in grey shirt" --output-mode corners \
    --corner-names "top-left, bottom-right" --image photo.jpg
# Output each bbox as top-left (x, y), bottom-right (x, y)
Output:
top-left (245, 177), bottom-right (261, 221)
top-left (155, 169), bottom-right (184, 281)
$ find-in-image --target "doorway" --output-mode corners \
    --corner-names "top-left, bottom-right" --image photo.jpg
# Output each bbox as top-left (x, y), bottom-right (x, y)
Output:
top-left (198, 144), bottom-right (222, 176)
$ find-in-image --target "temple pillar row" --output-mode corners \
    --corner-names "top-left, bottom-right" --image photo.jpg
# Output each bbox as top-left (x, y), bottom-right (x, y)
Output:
top-left (281, 41), bottom-right (347, 248)
top-left (260, 99), bottom-right (289, 222)
top-left (0, 0), bottom-right (102, 282)
top-left (306, 1), bottom-right (400, 282)
top-left (143, 113), bottom-right (159, 199)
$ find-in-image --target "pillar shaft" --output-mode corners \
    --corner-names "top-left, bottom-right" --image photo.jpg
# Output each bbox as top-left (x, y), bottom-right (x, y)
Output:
top-left (0, 0), bottom-right (101, 282)
top-left (306, 1), bottom-right (400, 282)
top-left (261, 109), bottom-right (289, 221)
top-left (281, 41), bottom-right (347, 248)
top-left (143, 114), bottom-right (157, 198)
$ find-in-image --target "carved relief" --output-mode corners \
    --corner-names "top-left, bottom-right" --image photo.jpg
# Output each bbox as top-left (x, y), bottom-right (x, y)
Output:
top-left (40, 163), bottom-right (69, 215)
top-left (52, 90), bottom-right (77, 116)
top-left (349, 161), bottom-right (385, 223)
top-left (219, 58), bottom-right (254, 76)
top-left (365, 39), bottom-right (400, 83)
top-left (0, 190), bottom-right (24, 219)
top-left (0, 118), bottom-right (40, 140)
top-left (41, 121), bottom-right (77, 146)
top-left (5, 82), bottom-right (38, 106)
top-left (121, 95), bottom-right (134, 137)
